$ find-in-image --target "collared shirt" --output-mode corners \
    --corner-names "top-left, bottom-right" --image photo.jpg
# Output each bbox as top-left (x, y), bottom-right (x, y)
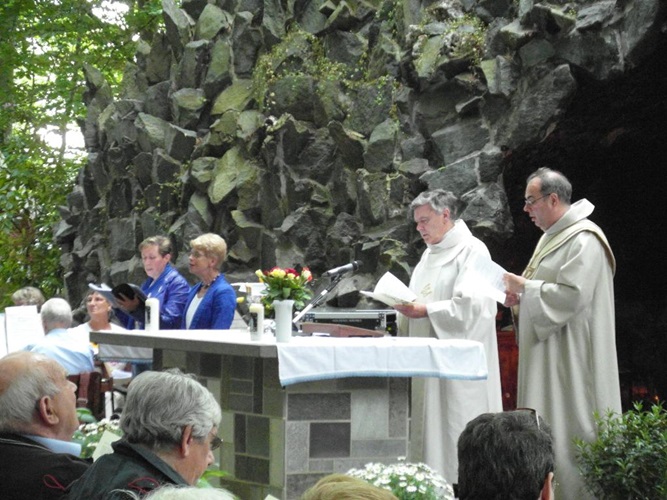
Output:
top-left (26, 328), bottom-right (95, 375)
top-left (26, 434), bottom-right (82, 457)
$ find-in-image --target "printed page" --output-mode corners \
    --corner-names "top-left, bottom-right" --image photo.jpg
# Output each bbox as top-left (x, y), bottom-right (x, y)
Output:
top-left (469, 254), bottom-right (508, 304)
top-left (4, 305), bottom-right (45, 352)
top-left (0, 312), bottom-right (6, 357)
top-left (360, 272), bottom-right (417, 307)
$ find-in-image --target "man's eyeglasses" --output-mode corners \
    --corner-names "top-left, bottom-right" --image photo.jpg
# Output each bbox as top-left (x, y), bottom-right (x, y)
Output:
top-left (210, 436), bottom-right (223, 451)
top-left (516, 407), bottom-right (541, 430)
top-left (524, 194), bottom-right (550, 206)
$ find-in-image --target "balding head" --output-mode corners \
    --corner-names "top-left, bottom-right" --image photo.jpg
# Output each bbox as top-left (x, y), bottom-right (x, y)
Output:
top-left (0, 352), bottom-right (79, 440)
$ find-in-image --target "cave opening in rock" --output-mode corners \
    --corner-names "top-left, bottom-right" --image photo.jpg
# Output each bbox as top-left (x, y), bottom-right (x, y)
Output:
top-left (500, 36), bottom-right (667, 405)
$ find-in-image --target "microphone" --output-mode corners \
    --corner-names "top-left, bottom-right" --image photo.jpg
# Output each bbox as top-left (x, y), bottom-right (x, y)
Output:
top-left (322, 260), bottom-right (363, 277)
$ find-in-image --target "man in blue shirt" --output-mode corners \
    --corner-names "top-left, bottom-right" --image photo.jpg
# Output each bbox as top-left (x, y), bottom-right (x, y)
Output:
top-left (0, 351), bottom-right (90, 499)
top-left (26, 298), bottom-right (95, 375)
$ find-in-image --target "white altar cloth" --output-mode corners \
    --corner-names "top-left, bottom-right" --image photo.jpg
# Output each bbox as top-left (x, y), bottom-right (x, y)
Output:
top-left (276, 336), bottom-right (488, 386)
top-left (90, 329), bottom-right (488, 387)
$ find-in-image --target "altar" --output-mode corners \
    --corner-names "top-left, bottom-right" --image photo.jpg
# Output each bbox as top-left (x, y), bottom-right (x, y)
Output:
top-left (91, 329), bottom-right (488, 500)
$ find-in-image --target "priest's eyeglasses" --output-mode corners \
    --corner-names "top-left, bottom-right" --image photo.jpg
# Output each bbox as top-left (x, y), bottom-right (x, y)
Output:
top-left (516, 407), bottom-right (541, 430)
top-left (524, 194), bottom-right (550, 206)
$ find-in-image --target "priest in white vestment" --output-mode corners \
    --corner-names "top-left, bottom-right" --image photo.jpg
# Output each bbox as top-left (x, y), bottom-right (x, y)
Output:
top-left (504, 167), bottom-right (621, 500)
top-left (395, 189), bottom-right (503, 484)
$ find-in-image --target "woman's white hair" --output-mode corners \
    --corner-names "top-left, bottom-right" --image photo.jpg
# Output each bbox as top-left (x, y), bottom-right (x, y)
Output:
top-left (118, 485), bottom-right (237, 500)
top-left (120, 369), bottom-right (221, 451)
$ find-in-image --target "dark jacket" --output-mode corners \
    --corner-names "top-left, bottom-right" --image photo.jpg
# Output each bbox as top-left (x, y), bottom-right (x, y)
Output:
top-left (0, 432), bottom-right (90, 500)
top-left (181, 275), bottom-right (236, 330)
top-left (64, 439), bottom-right (188, 499)
top-left (116, 264), bottom-right (190, 330)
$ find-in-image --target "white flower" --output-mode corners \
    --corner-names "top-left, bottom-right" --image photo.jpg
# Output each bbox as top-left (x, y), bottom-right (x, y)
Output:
top-left (347, 460), bottom-right (455, 500)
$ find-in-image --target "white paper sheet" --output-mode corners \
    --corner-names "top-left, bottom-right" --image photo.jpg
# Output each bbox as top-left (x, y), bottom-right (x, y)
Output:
top-left (0, 312), bottom-right (7, 357)
top-left (4, 305), bottom-right (44, 352)
top-left (469, 254), bottom-right (508, 304)
top-left (360, 272), bottom-right (417, 307)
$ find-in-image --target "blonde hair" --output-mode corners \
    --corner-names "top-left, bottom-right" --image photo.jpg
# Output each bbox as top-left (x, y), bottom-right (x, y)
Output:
top-left (190, 233), bottom-right (228, 270)
top-left (301, 474), bottom-right (398, 500)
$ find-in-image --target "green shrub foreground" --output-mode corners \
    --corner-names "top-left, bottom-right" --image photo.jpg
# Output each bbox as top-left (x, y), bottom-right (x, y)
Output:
top-left (575, 402), bottom-right (667, 500)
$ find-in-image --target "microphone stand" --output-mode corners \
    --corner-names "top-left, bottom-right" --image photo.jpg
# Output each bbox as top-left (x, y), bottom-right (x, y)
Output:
top-left (293, 274), bottom-right (344, 326)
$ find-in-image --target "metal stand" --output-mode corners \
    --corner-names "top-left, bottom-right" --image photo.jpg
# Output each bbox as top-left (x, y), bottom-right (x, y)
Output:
top-left (293, 274), bottom-right (343, 324)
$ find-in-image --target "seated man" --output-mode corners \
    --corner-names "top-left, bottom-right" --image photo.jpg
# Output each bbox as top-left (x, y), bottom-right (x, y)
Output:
top-left (65, 369), bottom-right (223, 499)
top-left (455, 410), bottom-right (555, 500)
top-left (0, 351), bottom-right (90, 499)
top-left (26, 297), bottom-right (95, 375)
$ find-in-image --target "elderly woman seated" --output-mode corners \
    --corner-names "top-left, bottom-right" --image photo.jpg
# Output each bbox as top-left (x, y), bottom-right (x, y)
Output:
top-left (65, 369), bottom-right (223, 499)
top-left (181, 233), bottom-right (236, 330)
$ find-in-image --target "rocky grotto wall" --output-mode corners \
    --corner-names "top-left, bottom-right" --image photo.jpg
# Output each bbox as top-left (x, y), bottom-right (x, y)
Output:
top-left (57, 0), bottom-right (667, 394)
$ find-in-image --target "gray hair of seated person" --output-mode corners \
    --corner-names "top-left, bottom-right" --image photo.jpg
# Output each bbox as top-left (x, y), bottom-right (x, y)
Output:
top-left (120, 369), bottom-right (221, 452)
top-left (410, 189), bottom-right (461, 220)
top-left (11, 286), bottom-right (46, 310)
top-left (456, 411), bottom-right (554, 500)
top-left (118, 485), bottom-right (237, 500)
top-left (40, 297), bottom-right (73, 331)
top-left (0, 353), bottom-right (60, 432)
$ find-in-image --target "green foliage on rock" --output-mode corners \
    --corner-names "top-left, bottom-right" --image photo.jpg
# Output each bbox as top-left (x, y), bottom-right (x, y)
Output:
top-left (574, 402), bottom-right (667, 500)
top-left (0, 0), bottom-right (163, 307)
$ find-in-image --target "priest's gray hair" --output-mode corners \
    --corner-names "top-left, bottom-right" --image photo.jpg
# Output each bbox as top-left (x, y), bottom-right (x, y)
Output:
top-left (0, 353), bottom-right (60, 432)
top-left (120, 369), bottom-right (222, 451)
top-left (410, 189), bottom-right (460, 220)
top-left (528, 167), bottom-right (572, 204)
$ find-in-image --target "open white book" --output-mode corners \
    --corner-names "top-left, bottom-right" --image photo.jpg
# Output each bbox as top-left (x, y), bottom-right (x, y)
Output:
top-left (360, 272), bottom-right (417, 307)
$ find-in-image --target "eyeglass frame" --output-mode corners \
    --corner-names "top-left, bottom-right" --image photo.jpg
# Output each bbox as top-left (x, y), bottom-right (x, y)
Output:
top-left (210, 435), bottom-right (223, 451)
top-left (524, 193), bottom-right (551, 206)
top-left (516, 407), bottom-right (541, 431)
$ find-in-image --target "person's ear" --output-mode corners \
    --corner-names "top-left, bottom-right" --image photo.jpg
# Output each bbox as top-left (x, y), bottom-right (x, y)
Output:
top-left (540, 472), bottom-right (554, 500)
top-left (180, 424), bottom-right (194, 457)
top-left (38, 396), bottom-right (59, 426)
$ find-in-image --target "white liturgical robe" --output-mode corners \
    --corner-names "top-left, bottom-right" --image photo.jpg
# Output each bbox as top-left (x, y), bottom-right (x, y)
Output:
top-left (517, 199), bottom-right (621, 500)
top-left (403, 220), bottom-right (503, 484)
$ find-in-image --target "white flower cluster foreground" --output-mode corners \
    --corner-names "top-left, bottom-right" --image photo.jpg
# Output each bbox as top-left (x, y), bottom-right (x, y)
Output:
top-left (347, 458), bottom-right (455, 500)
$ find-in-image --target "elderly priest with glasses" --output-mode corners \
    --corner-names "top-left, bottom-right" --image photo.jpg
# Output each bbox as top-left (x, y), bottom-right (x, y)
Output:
top-left (65, 369), bottom-right (223, 499)
top-left (503, 167), bottom-right (621, 500)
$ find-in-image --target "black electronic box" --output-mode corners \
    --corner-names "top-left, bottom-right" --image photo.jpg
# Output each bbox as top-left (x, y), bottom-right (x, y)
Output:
top-left (301, 309), bottom-right (397, 336)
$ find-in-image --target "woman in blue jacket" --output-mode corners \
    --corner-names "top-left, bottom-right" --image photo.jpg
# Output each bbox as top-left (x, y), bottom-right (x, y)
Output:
top-left (116, 235), bottom-right (190, 330)
top-left (182, 233), bottom-right (236, 329)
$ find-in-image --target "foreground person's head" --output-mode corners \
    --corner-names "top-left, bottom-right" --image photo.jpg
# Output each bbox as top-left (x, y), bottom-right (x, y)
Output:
top-left (120, 369), bottom-right (222, 485)
top-left (456, 410), bottom-right (555, 500)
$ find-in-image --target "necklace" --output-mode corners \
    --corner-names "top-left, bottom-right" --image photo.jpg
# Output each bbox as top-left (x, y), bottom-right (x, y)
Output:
top-left (201, 273), bottom-right (220, 290)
